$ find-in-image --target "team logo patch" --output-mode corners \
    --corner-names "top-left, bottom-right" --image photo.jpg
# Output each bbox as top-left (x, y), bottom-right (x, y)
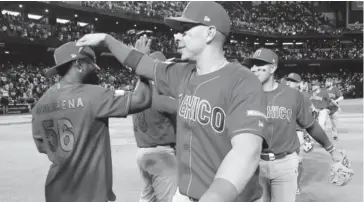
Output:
top-left (247, 110), bottom-right (267, 120)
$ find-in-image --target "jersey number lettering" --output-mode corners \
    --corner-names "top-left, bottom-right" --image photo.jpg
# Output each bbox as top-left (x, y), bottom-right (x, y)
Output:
top-left (42, 119), bottom-right (75, 152)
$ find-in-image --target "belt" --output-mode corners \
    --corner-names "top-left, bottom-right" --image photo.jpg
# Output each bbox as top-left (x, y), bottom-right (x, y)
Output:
top-left (260, 152), bottom-right (292, 161)
top-left (139, 143), bottom-right (175, 148)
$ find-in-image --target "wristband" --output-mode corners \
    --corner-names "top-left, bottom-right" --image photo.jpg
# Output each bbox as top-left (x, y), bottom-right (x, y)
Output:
top-left (325, 144), bottom-right (335, 153)
top-left (124, 49), bottom-right (144, 72)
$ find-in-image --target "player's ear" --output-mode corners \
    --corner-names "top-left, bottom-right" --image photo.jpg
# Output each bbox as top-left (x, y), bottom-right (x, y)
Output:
top-left (205, 26), bottom-right (217, 44)
top-left (270, 64), bottom-right (278, 74)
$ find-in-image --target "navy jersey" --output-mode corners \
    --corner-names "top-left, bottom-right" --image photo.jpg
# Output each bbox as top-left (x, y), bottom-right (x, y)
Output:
top-left (32, 83), bottom-right (131, 202)
top-left (264, 84), bottom-right (315, 154)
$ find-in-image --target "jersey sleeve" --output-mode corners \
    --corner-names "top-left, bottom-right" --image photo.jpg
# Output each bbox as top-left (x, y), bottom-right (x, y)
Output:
top-left (296, 91), bottom-right (315, 129)
top-left (154, 93), bottom-right (177, 115)
top-left (31, 112), bottom-right (42, 140)
top-left (153, 62), bottom-right (191, 99)
top-left (226, 75), bottom-right (268, 142)
top-left (31, 110), bottom-right (46, 153)
top-left (91, 87), bottom-right (132, 119)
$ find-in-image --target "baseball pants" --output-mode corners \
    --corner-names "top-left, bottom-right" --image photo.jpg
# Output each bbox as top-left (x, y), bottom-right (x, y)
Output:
top-left (329, 112), bottom-right (339, 138)
top-left (318, 109), bottom-right (329, 131)
top-left (136, 145), bottom-right (178, 202)
top-left (296, 131), bottom-right (304, 190)
top-left (259, 152), bottom-right (300, 202)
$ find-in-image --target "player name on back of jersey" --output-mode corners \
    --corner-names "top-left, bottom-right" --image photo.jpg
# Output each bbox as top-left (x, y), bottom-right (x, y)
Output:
top-left (35, 97), bottom-right (85, 114)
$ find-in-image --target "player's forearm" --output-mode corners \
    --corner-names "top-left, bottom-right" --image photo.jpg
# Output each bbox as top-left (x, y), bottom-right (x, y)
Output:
top-left (200, 134), bottom-right (262, 202)
top-left (335, 96), bottom-right (343, 103)
top-left (306, 122), bottom-right (335, 152)
top-left (104, 35), bottom-right (155, 80)
top-left (129, 77), bottom-right (152, 114)
top-left (330, 100), bottom-right (340, 108)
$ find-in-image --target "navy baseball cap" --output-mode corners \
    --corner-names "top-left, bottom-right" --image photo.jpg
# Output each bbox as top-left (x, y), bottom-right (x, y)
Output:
top-left (164, 1), bottom-right (231, 36)
top-left (286, 73), bottom-right (301, 82)
top-left (46, 42), bottom-right (99, 77)
top-left (243, 48), bottom-right (279, 67)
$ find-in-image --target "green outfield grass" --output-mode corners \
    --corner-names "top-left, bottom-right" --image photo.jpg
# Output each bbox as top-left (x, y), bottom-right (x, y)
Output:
top-left (0, 99), bottom-right (362, 202)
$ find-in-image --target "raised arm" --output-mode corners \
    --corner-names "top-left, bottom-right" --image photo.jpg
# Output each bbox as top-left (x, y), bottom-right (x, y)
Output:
top-left (128, 77), bottom-right (152, 114)
top-left (76, 33), bottom-right (190, 99)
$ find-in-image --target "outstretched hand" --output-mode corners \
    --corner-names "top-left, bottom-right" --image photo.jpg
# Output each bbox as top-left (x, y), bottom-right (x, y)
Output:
top-left (135, 35), bottom-right (152, 54)
top-left (76, 33), bottom-right (108, 47)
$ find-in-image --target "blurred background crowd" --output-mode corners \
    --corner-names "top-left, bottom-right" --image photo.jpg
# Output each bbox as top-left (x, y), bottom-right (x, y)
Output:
top-left (0, 1), bottom-right (362, 114)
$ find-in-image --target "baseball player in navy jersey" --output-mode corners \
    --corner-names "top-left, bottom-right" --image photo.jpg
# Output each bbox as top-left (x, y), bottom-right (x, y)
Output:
top-left (285, 73), bottom-right (311, 194)
top-left (310, 80), bottom-right (340, 135)
top-left (244, 48), bottom-right (345, 202)
top-left (325, 78), bottom-right (343, 140)
top-left (132, 51), bottom-right (178, 202)
top-left (32, 42), bottom-right (152, 202)
top-left (76, 2), bottom-right (269, 202)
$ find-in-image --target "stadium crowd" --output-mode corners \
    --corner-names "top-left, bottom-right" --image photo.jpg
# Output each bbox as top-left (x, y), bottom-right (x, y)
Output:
top-left (0, 59), bottom-right (362, 115)
top-left (0, 1), bottom-right (362, 114)
top-left (0, 12), bottom-right (362, 60)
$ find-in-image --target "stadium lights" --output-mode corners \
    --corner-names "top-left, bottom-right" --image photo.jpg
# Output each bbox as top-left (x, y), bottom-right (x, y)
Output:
top-left (28, 14), bottom-right (43, 20)
top-left (56, 18), bottom-right (70, 24)
top-left (19, 4), bottom-right (22, 8)
top-left (282, 42), bottom-right (293, 45)
top-left (1, 10), bottom-right (20, 16)
top-left (77, 22), bottom-right (88, 27)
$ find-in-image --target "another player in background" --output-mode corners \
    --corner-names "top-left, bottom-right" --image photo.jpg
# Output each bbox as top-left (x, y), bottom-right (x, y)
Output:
top-left (310, 80), bottom-right (340, 135)
top-left (76, 2), bottom-right (269, 202)
top-left (285, 73), bottom-right (310, 195)
top-left (32, 42), bottom-right (152, 202)
top-left (244, 48), bottom-right (344, 202)
top-left (325, 78), bottom-right (343, 140)
top-left (132, 51), bottom-right (178, 202)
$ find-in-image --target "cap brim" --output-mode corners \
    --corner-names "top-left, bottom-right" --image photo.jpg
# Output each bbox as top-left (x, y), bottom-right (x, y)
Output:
top-left (45, 55), bottom-right (87, 77)
top-left (243, 58), bottom-right (271, 67)
top-left (164, 16), bottom-right (200, 31)
top-left (286, 78), bottom-right (300, 82)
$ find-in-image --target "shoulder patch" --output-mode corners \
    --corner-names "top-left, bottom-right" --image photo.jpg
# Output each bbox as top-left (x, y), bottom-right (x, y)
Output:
top-left (247, 110), bottom-right (267, 120)
top-left (113, 89), bottom-right (125, 97)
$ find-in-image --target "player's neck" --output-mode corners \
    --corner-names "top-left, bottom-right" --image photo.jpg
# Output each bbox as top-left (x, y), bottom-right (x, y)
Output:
top-left (262, 76), bottom-right (278, 92)
top-left (195, 49), bottom-right (227, 75)
top-left (61, 73), bottom-right (83, 84)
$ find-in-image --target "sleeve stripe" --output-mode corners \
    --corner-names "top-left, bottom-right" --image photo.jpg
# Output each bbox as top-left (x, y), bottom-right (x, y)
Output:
top-left (301, 119), bottom-right (315, 129)
top-left (153, 60), bottom-right (161, 95)
top-left (125, 91), bottom-right (132, 115)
